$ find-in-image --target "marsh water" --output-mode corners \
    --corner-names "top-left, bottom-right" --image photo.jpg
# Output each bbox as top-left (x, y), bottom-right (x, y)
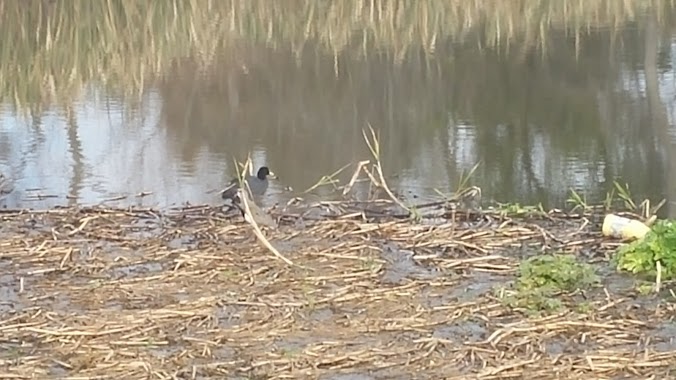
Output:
top-left (1, 1), bottom-right (676, 215)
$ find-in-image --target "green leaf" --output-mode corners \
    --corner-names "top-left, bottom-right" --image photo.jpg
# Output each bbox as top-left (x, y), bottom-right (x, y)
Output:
top-left (615, 219), bottom-right (676, 281)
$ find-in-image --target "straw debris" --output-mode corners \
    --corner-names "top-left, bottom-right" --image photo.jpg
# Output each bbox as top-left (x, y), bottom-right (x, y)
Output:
top-left (0, 201), bottom-right (674, 379)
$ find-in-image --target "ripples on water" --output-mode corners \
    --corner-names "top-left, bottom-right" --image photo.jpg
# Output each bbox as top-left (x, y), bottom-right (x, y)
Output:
top-left (0, 2), bottom-right (674, 215)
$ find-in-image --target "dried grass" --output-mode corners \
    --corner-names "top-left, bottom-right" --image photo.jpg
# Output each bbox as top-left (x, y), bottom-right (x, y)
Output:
top-left (0, 200), bottom-right (674, 379)
top-left (1, 0), bottom-right (670, 110)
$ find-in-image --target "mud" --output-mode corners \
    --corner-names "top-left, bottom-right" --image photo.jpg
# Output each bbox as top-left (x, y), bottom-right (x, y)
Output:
top-left (1, 205), bottom-right (675, 379)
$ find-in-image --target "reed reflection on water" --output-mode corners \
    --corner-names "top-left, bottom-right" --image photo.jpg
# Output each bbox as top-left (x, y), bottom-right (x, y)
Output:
top-left (0, 1), bottom-right (674, 214)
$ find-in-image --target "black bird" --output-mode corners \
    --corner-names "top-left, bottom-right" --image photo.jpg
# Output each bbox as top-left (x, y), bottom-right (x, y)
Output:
top-left (221, 166), bottom-right (276, 200)
top-left (231, 188), bottom-right (278, 229)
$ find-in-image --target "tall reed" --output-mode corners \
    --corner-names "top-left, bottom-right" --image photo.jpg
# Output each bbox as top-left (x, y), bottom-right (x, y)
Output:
top-left (0, 0), bottom-right (670, 110)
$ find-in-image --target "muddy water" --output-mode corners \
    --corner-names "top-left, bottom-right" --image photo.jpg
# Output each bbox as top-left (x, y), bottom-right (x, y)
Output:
top-left (0, 2), bottom-right (675, 215)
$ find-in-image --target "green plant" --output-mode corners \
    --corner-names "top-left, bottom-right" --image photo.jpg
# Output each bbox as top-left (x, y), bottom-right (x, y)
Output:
top-left (517, 254), bottom-right (598, 292)
top-left (567, 188), bottom-right (590, 213)
top-left (615, 219), bottom-right (676, 281)
top-left (409, 206), bottom-right (423, 223)
top-left (494, 202), bottom-right (546, 218)
top-left (613, 180), bottom-right (636, 210)
top-left (635, 281), bottom-right (655, 295)
top-left (455, 162), bottom-right (481, 194)
top-left (432, 162), bottom-right (481, 208)
top-left (603, 187), bottom-right (616, 211)
top-left (499, 254), bottom-right (598, 314)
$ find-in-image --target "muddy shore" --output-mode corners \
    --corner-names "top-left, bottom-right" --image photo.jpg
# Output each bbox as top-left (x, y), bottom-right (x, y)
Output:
top-left (0, 202), bottom-right (673, 379)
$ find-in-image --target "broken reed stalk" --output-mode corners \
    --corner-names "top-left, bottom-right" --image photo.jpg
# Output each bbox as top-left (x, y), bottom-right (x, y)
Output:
top-left (236, 153), bottom-right (254, 180)
top-left (237, 184), bottom-right (293, 266)
top-left (303, 163), bottom-right (352, 193)
top-left (227, 154), bottom-right (293, 266)
top-left (342, 160), bottom-right (371, 196)
top-left (361, 125), bottom-right (410, 213)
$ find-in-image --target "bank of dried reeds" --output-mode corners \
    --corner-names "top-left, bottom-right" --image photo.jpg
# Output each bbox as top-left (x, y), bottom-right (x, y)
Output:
top-left (0, 0), bottom-right (670, 109)
top-left (0, 199), bottom-right (674, 379)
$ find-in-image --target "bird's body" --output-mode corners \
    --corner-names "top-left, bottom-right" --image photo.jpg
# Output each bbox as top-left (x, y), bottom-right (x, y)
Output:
top-left (221, 166), bottom-right (275, 200)
top-left (234, 188), bottom-right (278, 229)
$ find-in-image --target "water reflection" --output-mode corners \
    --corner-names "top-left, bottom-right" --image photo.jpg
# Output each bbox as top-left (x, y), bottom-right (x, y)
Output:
top-left (0, 2), bottom-right (675, 215)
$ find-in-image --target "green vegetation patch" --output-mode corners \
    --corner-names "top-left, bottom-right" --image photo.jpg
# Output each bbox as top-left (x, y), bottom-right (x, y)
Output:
top-left (499, 254), bottom-right (598, 314)
top-left (615, 219), bottom-right (676, 281)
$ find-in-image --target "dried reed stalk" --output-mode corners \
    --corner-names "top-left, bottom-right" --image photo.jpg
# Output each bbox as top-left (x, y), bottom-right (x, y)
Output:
top-left (0, 198), bottom-right (669, 379)
top-left (237, 185), bottom-right (292, 266)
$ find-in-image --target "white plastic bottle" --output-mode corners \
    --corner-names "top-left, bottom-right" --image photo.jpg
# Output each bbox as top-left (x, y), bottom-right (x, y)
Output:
top-left (602, 214), bottom-right (651, 240)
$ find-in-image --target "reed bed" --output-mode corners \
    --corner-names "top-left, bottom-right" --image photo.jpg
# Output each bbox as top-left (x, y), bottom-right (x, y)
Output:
top-left (0, 200), bottom-right (673, 379)
top-left (0, 0), bottom-right (671, 109)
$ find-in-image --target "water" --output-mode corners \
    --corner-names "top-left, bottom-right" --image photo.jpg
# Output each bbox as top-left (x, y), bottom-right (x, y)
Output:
top-left (1, 1), bottom-right (675, 215)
